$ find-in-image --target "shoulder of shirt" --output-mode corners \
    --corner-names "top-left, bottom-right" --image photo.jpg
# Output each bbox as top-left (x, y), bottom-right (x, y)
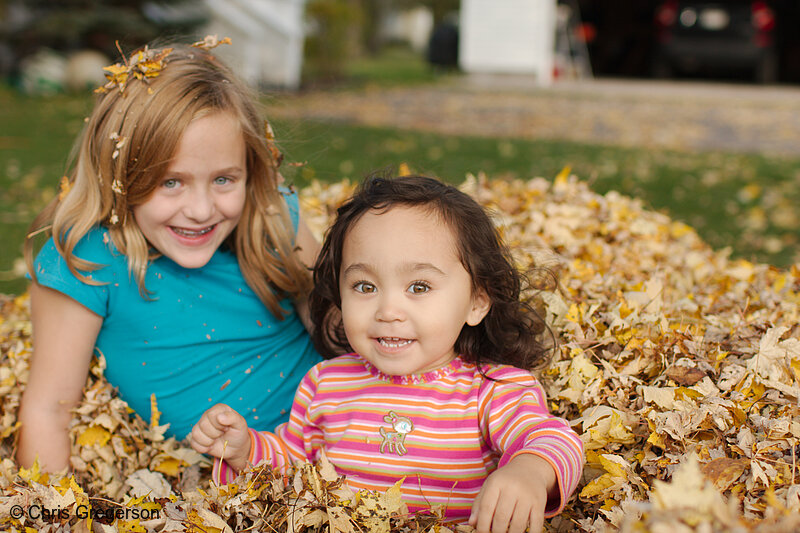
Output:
top-left (476, 363), bottom-right (539, 385)
top-left (308, 353), bottom-right (365, 375)
top-left (314, 353), bottom-right (363, 370)
top-left (42, 226), bottom-right (118, 264)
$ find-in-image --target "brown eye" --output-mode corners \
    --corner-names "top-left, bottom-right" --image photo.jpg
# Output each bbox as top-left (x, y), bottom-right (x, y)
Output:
top-left (354, 281), bottom-right (376, 293)
top-left (408, 282), bottom-right (430, 294)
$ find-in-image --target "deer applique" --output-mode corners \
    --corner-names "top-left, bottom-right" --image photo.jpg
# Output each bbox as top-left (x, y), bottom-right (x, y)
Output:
top-left (379, 411), bottom-right (414, 456)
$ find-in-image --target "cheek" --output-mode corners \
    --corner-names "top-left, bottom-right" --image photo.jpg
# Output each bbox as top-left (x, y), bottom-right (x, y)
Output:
top-left (339, 296), bottom-right (367, 330)
top-left (222, 192), bottom-right (247, 219)
top-left (131, 201), bottom-right (159, 229)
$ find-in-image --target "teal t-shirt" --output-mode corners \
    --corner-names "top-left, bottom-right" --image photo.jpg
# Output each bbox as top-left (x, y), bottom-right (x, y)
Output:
top-left (33, 192), bottom-right (321, 439)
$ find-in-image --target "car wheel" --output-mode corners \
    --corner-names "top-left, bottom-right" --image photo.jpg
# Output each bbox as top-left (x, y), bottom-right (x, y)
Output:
top-left (652, 55), bottom-right (673, 79)
top-left (755, 51), bottom-right (778, 84)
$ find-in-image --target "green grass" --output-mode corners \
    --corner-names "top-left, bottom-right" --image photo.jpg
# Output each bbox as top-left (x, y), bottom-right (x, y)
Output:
top-left (343, 46), bottom-right (444, 87)
top-left (2, 85), bottom-right (799, 296)
top-left (303, 45), bottom-right (445, 89)
top-left (0, 87), bottom-right (93, 295)
top-left (274, 118), bottom-right (800, 268)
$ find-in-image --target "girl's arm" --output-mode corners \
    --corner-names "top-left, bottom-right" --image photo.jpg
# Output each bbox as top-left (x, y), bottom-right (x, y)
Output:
top-left (199, 363), bottom-right (324, 484)
top-left (470, 453), bottom-right (557, 533)
top-left (190, 403), bottom-right (252, 472)
top-left (474, 368), bottom-right (584, 530)
top-left (292, 215), bottom-right (321, 332)
top-left (17, 283), bottom-right (102, 471)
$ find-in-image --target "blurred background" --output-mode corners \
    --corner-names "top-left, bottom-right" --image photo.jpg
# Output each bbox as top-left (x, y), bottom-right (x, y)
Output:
top-left (1, 0), bottom-right (800, 294)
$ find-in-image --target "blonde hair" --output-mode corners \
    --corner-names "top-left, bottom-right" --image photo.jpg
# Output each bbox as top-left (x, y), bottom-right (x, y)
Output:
top-left (25, 43), bottom-right (311, 318)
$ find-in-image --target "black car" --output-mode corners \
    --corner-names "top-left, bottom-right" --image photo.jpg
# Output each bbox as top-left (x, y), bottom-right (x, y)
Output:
top-left (653, 0), bottom-right (778, 82)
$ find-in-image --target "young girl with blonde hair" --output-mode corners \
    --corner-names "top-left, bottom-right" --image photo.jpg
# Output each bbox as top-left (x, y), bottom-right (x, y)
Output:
top-left (192, 175), bottom-right (584, 533)
top-left (18, 40), bottom-right (321, 471)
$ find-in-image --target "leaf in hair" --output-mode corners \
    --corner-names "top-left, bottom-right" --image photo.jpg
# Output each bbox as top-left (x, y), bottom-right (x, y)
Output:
top-left (58, 175), bottom-right (71, 201)
top-left (264, 120), bottom-right (284, 168)
top-left (191, 35), bottom-right (233, 51)
top-left (95, 46), bottom-right (173, 94)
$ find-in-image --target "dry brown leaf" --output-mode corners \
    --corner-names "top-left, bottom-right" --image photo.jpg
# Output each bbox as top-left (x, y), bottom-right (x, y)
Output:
top-left (3, 175), bottom-right (800, 532)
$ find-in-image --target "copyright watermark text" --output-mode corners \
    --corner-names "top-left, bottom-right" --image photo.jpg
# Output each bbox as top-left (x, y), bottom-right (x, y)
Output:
top-left (10, 503), bottom-right (161, 521)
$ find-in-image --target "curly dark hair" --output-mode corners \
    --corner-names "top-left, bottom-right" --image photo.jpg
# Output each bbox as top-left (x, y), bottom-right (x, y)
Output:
top-left (309, 174), bottom-right (555, 371)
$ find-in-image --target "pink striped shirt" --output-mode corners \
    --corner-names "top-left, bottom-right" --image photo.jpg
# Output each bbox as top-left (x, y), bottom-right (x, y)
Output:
top-left (214, 354), bottom-right (583, 521)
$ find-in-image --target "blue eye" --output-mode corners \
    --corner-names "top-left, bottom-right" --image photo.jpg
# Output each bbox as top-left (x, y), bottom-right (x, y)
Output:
top-left (162, 178), bottom-right (179, 189)
top-left (408, 282), bottom-right (430, 294)
top-left (214, 176), bottom-right (232, 185)
top-left (353, 281), bottom-right (376, 293)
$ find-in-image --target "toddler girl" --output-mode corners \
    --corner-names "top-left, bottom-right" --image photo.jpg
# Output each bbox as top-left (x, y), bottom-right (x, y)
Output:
top-left (17, 40), bottom-right (321, 471)
top-left (191, 176), bottom-right (584, 532)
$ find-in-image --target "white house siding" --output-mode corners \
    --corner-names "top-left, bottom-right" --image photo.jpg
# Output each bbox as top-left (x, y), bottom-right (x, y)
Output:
top-left (459, 0), bottom-right (556, 85)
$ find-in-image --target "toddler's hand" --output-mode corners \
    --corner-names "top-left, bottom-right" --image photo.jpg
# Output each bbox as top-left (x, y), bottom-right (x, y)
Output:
top-left (190, 403), bottom-right (251, 472)
top-left (469, 454), bottom-right (557, 533)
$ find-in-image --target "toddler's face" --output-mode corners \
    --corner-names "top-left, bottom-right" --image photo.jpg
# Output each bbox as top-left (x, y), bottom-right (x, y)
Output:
top-left (133, 112), bottom-right (247, 269)
top-left (339, 205), bottom-right (489, 376)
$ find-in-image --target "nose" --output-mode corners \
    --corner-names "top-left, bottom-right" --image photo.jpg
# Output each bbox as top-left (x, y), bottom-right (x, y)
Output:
top-left (183, 186), bottom-right (215, 222)
top-left (375, 291), bottom-right (405, 322)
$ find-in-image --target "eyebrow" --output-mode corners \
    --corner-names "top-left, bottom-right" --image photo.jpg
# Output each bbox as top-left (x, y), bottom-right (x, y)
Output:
top-left (342, 262), bottom-right (446, 277)
top-left (165, 166), bottom-right (245, 177)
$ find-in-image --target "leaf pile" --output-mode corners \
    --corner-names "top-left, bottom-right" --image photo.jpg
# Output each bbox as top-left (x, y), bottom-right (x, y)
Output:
top-left (1, 175), bottom-right (800, 532)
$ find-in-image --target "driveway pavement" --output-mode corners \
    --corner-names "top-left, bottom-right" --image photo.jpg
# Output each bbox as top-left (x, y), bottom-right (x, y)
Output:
top-left (266, 76), bottom-right (800, 157)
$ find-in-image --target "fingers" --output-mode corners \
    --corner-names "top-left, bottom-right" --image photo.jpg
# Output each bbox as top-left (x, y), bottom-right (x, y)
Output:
top-left (471, 497), bottom-right (535, 533)
top-left (490, 497), bottom-right (516, 533)
top-left (470, 484), bottom-right (499, 533)
top-left (208, 404), bottom-right (240, 431)
top-left (470, 477), bottom-right (545, 533)
top-left (190, 404), bottom-right (242, 453)
top-left (528, 508), bottom-right (544, 533)
top-left (508, 505), bottom-right (527, 533)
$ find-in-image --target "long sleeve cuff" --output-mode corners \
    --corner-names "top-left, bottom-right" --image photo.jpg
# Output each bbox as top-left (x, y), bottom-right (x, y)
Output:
top-left (511, 434), bottom-right (585, 517)
top-left (211, 428), bottom-right (263, 485)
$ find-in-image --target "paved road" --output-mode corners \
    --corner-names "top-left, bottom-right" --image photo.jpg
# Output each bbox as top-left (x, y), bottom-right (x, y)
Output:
top-left (266, 76), bottom-right (800, 158)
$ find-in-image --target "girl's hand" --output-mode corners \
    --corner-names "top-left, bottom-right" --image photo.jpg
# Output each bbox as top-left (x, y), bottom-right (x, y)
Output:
top-left (469, 454), bottom-right (558, 533)
top-left (190, 403), bottom-right (251, 472)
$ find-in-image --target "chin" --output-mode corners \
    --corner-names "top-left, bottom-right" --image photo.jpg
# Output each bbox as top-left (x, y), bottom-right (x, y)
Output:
top-left (166, 252), bottom-right (216, 269)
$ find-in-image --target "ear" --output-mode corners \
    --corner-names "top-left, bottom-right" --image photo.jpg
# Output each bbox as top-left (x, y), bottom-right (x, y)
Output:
top-left (466, 288), bottom-right (491, 327)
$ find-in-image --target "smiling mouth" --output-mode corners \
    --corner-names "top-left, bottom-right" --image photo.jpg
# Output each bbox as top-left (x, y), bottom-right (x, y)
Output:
top-left (171, 225), bottom-right (215, 237)
top-left (377, 337), bottom-right (413, 348)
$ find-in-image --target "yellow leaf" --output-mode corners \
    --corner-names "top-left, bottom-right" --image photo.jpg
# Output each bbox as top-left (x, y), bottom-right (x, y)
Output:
top-left (128, 494), bottom-right (147, 506)
top-left (18, 458), bottom-right (47, 484)
top-left (76, 425), bottom-right (111, 447)
top-left (383, 478), bottom-right (405, 514)
top-left (647, 430), bottom-right (665, 449)
top-left (153, 457), bottom-right (187, 477)
top-left (185, 508), bottom-right (231, 533)
top-left (103, 64), bottom-right (129, 77)
top-left (57, 476), bottom-right (87, 499)
top-left (118, 520), bottom-right (147, 533)
top-left (670, 221), bottom-right (694, 238)
top-left (580, 473), bottom-right (616, 499)
top-left (601, 498), bottom-right (618, 510)
top-left (675, 387), bottom-right (703, 401)
top-left (0, 421), bottom-right (20, 439)
top-left (150, 393), bottom-right (161, 428)
top-left (566, 303), bottom-right (582, 323)
top-left (555, 165), bottom-right (571, 185)
top-left (398, 162), bottom-right (412, 176)
top-left (58, 175), bottom-right (71, 200)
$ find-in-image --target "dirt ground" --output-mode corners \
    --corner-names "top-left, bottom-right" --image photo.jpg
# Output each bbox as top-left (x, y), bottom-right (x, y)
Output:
top-left (266, 76), bottom-right (800, 158)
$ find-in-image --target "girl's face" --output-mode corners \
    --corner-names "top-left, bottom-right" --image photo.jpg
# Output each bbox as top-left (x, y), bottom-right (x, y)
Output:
top-left (133, 112), bottom-right (247, 269)
top-left (339, 205), bottom-right (490, 376)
